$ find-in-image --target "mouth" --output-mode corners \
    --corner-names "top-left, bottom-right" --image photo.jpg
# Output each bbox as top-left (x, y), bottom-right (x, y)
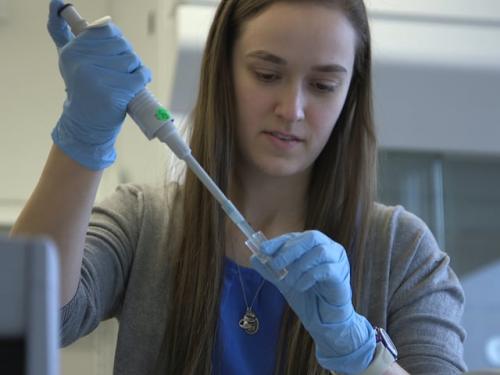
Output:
top-left (263, 131), bottom-right (304, 143)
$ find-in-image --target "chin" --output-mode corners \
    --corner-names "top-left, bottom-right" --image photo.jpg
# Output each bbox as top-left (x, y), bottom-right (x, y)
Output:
top-left (256, 160), bottom-right (310, 179)
top-left (237, 152), bottom-right (312, 179)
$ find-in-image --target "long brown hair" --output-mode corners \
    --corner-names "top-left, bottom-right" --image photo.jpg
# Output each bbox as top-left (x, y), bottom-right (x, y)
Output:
top-left (160, 1), bottom-right (376, 373)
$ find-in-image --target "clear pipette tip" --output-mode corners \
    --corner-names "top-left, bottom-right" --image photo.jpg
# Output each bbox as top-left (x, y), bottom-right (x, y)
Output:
top-left (245, 231), bottom-right (288, 280)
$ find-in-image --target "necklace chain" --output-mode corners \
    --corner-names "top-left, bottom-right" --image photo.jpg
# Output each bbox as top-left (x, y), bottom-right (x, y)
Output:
top-left (236, 263), bottom-right (266, 309)
top-left (236, 263), bottom-right (266, 335)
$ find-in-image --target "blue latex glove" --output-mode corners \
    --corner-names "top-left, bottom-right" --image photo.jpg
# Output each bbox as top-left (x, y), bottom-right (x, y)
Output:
top-left (47, 0), bottom-right (151, 170)
top-left (251, 230), bottom-right (376, 374)
top-left (47, 0), bottom-right (73, 48)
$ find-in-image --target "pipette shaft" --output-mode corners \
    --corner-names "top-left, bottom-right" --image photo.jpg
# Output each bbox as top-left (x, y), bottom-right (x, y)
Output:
top-left (58, 3), bottom-right (287, 279)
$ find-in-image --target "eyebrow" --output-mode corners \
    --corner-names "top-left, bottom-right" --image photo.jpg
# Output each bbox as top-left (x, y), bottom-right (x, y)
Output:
top-left (246, 50), bottom-right (348, 73)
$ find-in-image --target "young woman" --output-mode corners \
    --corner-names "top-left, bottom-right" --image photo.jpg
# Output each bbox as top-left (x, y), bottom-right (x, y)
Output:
top-left (11, 0), bottom-right (466, 374)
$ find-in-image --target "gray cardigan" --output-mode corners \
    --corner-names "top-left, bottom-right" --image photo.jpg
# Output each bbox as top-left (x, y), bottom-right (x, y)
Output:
top-left (60, 183), bottom-right (467, 374)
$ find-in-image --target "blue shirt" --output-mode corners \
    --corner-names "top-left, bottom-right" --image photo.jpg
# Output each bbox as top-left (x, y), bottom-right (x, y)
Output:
top-left (212, 257), bottom-right (286, 375)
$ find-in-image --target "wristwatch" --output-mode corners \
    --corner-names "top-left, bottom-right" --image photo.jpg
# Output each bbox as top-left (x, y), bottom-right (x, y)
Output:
top-left (375, 327), bottom-right (398, 360)
top-left (359, 327), bottom-right (398, 375)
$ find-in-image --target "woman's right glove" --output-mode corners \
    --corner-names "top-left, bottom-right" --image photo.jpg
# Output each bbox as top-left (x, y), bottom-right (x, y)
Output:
top-left (47, 0), bottom-right (151, 170)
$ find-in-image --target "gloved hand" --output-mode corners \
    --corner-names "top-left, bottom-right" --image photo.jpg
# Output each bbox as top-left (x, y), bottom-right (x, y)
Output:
top-left (47, 0), bottom-right (151, 170)
top-left (251, 230), bottom-right (376, 375)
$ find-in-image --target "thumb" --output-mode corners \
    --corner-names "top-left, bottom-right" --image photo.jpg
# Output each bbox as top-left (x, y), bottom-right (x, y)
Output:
top-left (47, 0), bottom-right (73, 48)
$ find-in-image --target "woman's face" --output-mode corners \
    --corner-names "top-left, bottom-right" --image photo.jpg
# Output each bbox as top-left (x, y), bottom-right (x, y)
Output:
top-left (232, 2), bottom-right (356, 178)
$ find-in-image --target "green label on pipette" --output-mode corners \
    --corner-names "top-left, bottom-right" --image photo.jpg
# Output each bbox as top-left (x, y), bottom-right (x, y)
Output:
top-left (155, 107), bottom-right (172, 121)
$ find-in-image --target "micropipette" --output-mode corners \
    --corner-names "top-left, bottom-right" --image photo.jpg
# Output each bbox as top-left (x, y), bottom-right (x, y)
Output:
top-left (57, 3), bottom-right (287, 279)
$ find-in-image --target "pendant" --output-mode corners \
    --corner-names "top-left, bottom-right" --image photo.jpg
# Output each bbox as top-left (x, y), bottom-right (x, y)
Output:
top-left (239, 308), bottom-right (259, 335)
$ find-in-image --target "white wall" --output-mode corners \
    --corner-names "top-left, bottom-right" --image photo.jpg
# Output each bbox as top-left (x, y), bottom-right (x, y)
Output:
top-left (0, 0), bottom-right (117, 225)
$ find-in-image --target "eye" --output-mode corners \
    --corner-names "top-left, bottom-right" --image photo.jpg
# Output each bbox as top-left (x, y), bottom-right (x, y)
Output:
top-left (254, 70), bottom-right (280, 83)
top-left (311, 81), bottom-right (337, 93)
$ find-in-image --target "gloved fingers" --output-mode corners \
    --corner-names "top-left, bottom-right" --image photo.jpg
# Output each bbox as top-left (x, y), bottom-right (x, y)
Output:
top-left (270, 244), bottom-right (333, 289)
top-left (127, 64), bottom-right (152, 91)
top-left (250, 252), bottom-right (324, 297)
top-left (59, 56), bottom-right (149, 92)
top-left (63, 64), bottom-right (151, 125)
top-left (317, 292), bottom-right (354, 324)
top-left (259, 232), bottom-right (299, 257)
top-left (64, 24), bottom-right (134, 58)
top-left (96, 64), bottom-right (152, 95)
top-left (47, 0), bottom-right (73, 48)
top-left (69, 36), bottom-right (133, 57)
top-left (59, 34), bottom-right (142, 74)
top-left (262, 230), bottom-right (337, 270)
top-left (314, 270), bottom-right (351, 304)
top-left (275, 238), bottom-right (347, 273)
top-left (80, 52), bottom-right (142, 74)
top-left (267, 235), bottom-right (317, 270)
top-left (292, 261), bottom-right (350, 294)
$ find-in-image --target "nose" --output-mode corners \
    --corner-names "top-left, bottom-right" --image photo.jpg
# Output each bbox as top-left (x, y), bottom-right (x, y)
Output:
top-left (274, 82), bottom-right (305, 123)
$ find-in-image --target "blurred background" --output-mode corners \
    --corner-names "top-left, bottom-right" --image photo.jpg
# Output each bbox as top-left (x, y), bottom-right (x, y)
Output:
top-left (1, 0), bottom-right (499, 373)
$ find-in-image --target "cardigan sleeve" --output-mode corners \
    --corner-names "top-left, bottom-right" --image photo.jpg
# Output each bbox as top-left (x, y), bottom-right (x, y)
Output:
top-left (381, 206), bottom-right (467, 374)
top-left (59, 184), bottom-right (145, 346)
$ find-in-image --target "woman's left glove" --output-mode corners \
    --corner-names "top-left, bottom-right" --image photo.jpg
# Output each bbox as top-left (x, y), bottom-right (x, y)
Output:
top-left (251, 230), bottom-right (376, 375)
